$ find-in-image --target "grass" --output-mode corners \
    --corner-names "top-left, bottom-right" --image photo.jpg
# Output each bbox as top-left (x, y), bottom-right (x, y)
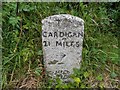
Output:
top-left (2, 2), bottom-right (120, 89)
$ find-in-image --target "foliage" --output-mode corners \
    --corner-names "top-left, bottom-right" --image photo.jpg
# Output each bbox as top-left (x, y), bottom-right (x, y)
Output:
top-left (2, 2), bottom-right (120, 89)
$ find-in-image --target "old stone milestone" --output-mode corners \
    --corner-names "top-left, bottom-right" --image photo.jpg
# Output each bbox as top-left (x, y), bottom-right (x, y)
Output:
top-left (42, 14), bottom-right (84, 82)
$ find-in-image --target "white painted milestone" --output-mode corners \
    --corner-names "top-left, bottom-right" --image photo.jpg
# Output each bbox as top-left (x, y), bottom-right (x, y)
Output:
top-left (42, 14), bottom-right (84, 82)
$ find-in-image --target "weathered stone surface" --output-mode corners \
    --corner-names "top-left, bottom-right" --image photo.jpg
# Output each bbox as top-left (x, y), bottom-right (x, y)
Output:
top-left (42, 14), bottom-right (84, 82)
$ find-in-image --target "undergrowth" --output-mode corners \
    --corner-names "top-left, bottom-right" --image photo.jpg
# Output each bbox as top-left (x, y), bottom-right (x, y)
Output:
top-left (2, 2), bottom-right (120, 89)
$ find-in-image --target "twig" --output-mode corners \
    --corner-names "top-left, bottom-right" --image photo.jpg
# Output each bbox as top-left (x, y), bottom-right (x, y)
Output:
top-left (14, 2), bottom-right (22, 53)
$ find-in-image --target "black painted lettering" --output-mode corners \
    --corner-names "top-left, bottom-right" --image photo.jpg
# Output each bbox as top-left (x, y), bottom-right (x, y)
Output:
top-left (68, 32), bottom-right (72, 37)
top-left (43, 41), bottom-right (47, 46)
top-left (64, 32), bottom-right (67, 37)
top-left (43, 41), bottom-right (50, 47)
top-left (59, 32), bottom-right (64, 37)
top-left (54, 32), bottom-right (58, 38)
top-left (73, 32), bottom-right (77, 37)
top-left (54, 70), bottom-right (70, 79)
top-left (76, 41), bottom-right (80, 47)
top-left (63, 41), bottom-right (66, 47)
top-left (48, 32), bottom-right (53, 37)
top-left (71, 41), bottom-right (74, 46)
top-left (48, 41), bottom-right (50, 46)
top-left (78, 32), bottom-right (83, 37)
top-left (56, 41), bottom-right (62, 46)
top-left (66, 41), bottom-right (71, 47)
top-left (42, 32), bottom-right (47, 37)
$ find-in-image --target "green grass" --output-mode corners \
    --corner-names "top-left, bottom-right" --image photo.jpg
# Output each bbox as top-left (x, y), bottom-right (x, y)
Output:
top-left (2, 2), bottom-right (120, 89)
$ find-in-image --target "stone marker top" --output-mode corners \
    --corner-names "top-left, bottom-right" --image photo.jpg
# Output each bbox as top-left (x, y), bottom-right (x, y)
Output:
top-left (42, 14), bottom-right (84, 26)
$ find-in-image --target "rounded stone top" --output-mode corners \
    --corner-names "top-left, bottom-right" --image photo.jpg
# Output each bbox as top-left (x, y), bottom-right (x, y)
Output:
top-left (42, 14), bottom-right (84, 26)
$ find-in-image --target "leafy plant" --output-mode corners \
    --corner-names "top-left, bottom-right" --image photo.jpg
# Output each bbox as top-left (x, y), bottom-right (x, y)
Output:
top-left (2, 2), bottom-right (119, 89)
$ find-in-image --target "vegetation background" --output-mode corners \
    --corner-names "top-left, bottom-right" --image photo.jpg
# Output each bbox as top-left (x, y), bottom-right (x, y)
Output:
top-left (2, 2), bottom-right (120, 89)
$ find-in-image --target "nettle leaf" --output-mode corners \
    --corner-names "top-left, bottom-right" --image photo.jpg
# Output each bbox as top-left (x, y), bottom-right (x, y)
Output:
top-left (84, 71), bottom-right (90, 78)
top-left (23, 25), bottom-right (29, 29)
top-left (20, 4), bottom-right (35, 12)
top-left (9, 17), bottom-right (21, 26)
